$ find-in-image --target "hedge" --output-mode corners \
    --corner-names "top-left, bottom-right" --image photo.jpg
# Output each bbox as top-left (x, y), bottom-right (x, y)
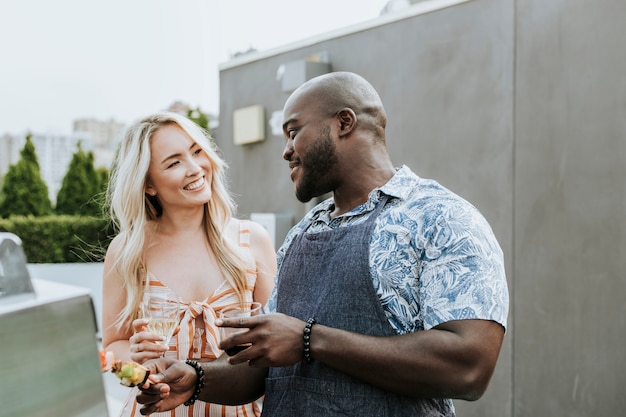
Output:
top-left (0, 215), bottom-right (115, 263)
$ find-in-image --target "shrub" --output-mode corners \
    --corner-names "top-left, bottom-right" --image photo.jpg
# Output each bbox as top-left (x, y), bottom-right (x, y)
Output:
top-left (0, 215), bottom-right (115, 263)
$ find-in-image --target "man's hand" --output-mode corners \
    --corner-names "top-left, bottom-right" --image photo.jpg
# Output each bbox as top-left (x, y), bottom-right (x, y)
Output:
top-left (218, 312), bottom-right (305, 367)
top-left (135, 358), bottom-right (196, 415)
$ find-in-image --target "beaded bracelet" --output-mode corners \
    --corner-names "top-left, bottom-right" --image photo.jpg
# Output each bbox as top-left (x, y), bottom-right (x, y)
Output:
top-left (183, 360), bottom-right (205, 406)
top-left (303, 318), bottom-right (316, 363)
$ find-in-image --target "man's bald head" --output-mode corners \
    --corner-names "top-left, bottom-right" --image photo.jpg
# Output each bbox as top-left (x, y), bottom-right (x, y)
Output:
top-left (285, 72), bottom-right (387, 136)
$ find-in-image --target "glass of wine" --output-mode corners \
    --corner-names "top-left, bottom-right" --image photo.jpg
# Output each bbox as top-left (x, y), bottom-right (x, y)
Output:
top-left (141, 289), bottom-right (180, 347)
top-left (219, 301), bottom-right (262, 356)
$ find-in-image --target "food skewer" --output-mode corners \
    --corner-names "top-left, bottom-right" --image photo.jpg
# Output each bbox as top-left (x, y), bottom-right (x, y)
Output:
top-left (99, 350), bottom-right (150, 387)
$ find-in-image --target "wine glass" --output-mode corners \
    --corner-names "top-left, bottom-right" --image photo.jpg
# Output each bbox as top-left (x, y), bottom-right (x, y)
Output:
top-left (141, 289), bottom-right (180, 347)
top-left (219, 301), bottom-right (263, 356)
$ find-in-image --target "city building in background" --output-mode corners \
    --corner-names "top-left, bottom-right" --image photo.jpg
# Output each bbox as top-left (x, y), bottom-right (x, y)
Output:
top-left (0, 133), bottom-right (21, 179)
top-left (73, 118), bottom-right (126, 169)
top-left (0, 118), bottom-right (125, 205)
top-left (22, 132), bottom-right (92, 205)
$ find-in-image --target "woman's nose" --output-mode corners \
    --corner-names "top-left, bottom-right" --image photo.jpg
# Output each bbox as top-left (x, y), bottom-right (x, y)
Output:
top-left (186, 159), bottom-right (202, 175)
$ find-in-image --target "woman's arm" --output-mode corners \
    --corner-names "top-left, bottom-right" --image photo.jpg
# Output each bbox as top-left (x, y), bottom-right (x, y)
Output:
top-left (247, 220), bottom-right (277, 305)
top-left (101, 235), bottom-right (165, 363)
top-left (101, 235), bottom-right (134, 361)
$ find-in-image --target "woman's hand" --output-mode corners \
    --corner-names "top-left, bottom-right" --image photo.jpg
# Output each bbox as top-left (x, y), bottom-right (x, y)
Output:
top-left (129, 318), bottom-right (169, 363)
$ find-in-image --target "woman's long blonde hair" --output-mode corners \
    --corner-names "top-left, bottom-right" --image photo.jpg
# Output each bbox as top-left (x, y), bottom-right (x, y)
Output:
top-left (106, 111), bottom-right (248, 330)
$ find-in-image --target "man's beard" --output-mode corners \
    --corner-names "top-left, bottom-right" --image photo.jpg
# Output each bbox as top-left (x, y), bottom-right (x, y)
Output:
top-left (295, 127), bottom-right (338, 203)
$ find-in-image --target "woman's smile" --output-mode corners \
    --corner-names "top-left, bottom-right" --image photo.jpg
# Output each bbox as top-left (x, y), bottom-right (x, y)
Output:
top-left (184, 176), bottom-right (205, 191)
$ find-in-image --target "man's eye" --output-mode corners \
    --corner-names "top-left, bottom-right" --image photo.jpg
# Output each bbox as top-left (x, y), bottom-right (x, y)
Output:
top-left (287, 128), bottom-right (298, 139)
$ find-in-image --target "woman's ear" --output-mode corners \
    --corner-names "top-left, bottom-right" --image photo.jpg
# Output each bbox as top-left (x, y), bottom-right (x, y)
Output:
top-left (336, 108), bottom-right (357, 137)
top-left (145, 185), bottom-right (157, 197)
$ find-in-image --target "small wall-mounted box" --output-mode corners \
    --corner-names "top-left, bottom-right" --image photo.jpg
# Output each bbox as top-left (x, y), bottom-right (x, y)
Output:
top-left (233, 105), bottom-right (265, 145)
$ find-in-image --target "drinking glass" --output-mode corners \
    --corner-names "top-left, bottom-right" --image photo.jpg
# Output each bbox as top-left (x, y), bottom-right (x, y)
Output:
top-left (141, 289), bottom-right (180, 347)
top-left (219, 301), bottom-right (262, 356)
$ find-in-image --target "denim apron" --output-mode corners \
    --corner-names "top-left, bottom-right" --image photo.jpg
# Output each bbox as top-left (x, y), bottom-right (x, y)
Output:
top-left (262, 195), bottom-right (454, 416)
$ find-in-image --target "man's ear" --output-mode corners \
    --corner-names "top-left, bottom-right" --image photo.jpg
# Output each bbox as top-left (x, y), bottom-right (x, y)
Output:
top-left (336, 108), bottom-right (357, 137)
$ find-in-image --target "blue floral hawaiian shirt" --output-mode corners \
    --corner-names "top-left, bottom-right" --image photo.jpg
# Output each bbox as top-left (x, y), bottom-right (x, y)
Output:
top-left (266, 165), bottom-right (509, 334)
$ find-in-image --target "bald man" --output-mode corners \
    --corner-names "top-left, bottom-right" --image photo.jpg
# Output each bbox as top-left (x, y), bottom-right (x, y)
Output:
top-left (136, 72), bottom-right (509, 417)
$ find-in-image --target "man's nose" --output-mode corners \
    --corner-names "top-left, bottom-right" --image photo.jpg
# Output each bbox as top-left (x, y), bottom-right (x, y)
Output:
top-left (282, 141), bottom-right (294, 161)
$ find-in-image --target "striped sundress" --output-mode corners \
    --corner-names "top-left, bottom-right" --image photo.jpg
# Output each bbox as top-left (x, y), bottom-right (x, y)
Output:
top-left (118, 221), bottom-right (261, 417)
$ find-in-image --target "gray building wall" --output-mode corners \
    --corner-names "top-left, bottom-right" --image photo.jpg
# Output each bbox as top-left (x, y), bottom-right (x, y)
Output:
top-left (514, 0), bottom-right (626, 415)
top-left (212, 0), bottom-right (625, 415)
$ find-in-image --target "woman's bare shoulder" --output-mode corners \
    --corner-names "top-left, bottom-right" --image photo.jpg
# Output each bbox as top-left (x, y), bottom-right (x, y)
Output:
top-left (106, 233), bottom-right (125, 256)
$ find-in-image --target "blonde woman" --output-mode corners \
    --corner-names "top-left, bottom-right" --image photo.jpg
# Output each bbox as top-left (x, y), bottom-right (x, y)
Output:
top-left (101, 111), bottom-right (276, 416)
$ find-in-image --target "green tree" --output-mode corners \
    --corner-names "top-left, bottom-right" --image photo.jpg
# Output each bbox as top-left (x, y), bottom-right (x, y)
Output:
top-left (187, 107), bottom-right (211, 131)
top-left (55, 144), bottom-right (102, 216)
top-left (0, 134), bottom-right (52, 217)
top-left (96, 166), bottom-right (109, 195)
top-left (92, 155), bottom-right (109, 216)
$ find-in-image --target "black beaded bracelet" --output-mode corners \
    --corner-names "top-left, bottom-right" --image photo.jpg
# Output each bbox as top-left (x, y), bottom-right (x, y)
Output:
top-left (303, 318), bottom-right (316, 363)
top-left (183, 360), bottom-right (205, 406)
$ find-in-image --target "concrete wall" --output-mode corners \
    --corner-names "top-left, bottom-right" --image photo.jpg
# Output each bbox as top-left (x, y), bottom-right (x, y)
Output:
top-left (514, 0), bottom-right (626, 415)
top-left (213, 0), bottom-right (625, 415)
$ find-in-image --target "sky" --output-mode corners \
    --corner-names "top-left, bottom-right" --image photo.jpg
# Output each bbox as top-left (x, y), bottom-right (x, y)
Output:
top-left (1, 0), bottom-right (390, 135)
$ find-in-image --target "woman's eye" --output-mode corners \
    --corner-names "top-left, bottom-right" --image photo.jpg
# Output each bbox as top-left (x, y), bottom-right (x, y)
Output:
top-left (167, 161), bottom-right (179, 169)
top-left (193, 148), bottom-right (202, 155)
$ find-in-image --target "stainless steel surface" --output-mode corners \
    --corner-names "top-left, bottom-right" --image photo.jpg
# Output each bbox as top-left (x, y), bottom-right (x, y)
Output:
top-left (0, 279), bottom-right (109, 417)
top-left (0, 232), bottom-right (35, 302)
